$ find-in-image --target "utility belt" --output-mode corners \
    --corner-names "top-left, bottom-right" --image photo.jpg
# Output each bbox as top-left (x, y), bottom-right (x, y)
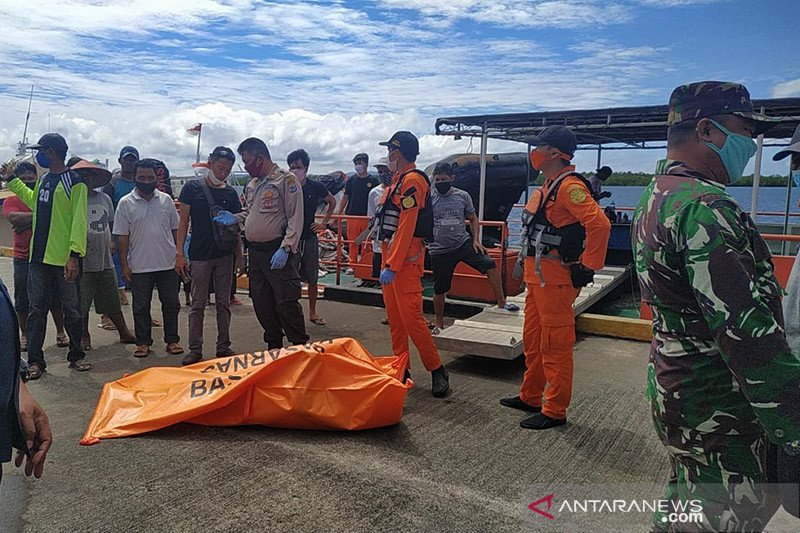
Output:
top-left (248, 237), bottom-right (284, 252)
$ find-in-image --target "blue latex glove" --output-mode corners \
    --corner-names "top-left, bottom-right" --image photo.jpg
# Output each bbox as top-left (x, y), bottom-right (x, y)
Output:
top-left (212, 210), bottom-right (237, 226)
top-left (270, 248), bottom-right (289, 270)
top-left (379, 268), bottom-right (396, 286)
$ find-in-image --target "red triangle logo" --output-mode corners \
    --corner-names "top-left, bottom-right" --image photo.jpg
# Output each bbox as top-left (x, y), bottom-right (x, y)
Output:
top-left (528, 493), bottom-right (556, 520)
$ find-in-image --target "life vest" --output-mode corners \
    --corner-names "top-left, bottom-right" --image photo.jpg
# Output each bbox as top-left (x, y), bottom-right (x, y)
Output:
top-left (519, 170), bottom-right (595, 284)
top-left (376, 169), bottom-right (434, 243)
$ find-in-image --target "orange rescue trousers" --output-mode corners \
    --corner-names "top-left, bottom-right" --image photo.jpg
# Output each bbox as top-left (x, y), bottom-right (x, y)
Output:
top-left (520, 282), bottom-right (580, 419)
top-left (382, 263), bottom-right (443, 372)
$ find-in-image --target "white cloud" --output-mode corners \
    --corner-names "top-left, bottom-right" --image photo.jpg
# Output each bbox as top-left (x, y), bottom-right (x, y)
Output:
top-left (773, 79), bottom-right (800, 98)
top-left (376, 0), bottom-right (632, 28)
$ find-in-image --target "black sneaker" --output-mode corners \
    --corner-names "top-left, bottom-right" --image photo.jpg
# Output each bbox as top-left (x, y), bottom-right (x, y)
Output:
top-left (182, 352), bottom-right (203, 366)
top-left (431, 366), bottom-right (450, 398)
top-left (520, 413), bottom-right (566, 430)
top-left (216, 348), bottom-right (236, 358)
top-left (499, 396), bottom-right (541, 413)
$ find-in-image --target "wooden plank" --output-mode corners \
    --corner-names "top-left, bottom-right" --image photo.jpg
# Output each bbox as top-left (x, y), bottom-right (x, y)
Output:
top-left (576, 313), bottom-right (652, 342)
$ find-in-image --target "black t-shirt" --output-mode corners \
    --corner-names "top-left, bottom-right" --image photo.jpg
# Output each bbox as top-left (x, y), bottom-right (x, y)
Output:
top-left (344, 173), bottom-right (381, 216)
top-left (178, 179), bottom-right (242, 260)
top-left (301, 178), bottom-right (329, 240)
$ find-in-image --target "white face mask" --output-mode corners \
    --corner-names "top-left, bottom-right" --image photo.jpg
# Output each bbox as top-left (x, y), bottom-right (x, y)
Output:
top-left (195, 166), bottom-right (226, 187)
top-left (386, 153), bottom-right (398, 174)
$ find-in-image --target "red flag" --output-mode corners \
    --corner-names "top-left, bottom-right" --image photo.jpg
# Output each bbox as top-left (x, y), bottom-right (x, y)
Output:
top-left (186, 123), bottom-right (202, 135)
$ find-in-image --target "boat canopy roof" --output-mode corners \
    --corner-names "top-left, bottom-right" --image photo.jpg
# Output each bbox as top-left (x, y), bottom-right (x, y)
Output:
top-left (435, 98), bottom-right (800, 149)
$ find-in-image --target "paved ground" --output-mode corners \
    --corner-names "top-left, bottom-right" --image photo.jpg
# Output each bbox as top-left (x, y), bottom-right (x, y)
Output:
top-left (0, 256), bottom-right (797, 532)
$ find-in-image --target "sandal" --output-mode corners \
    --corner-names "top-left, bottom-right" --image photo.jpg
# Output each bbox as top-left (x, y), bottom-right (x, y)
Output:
top-left (134, 345), bottom-right (152, 358)
top-left (56, 334), bottom-right (69, 347)
top-left (498, 302), bottom-right (520, 312)
top-left (166, 342), bottom-right (184, 355)
top-left (152, 319), bottom-right (163, 328)
top-left (381, 318), bottom-right (389, 325)
top-left (68, 360), bottom-right (93, 372)
top-left (82, 339), bottom-right (93, 351)
top-left (309, 316), bottom-right (326, 326)
top-left (28, 363), bottom-right (44, 380)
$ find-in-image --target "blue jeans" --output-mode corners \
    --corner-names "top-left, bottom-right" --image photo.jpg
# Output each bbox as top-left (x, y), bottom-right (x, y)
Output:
top-left (26, 262), bottom-right (85, 369)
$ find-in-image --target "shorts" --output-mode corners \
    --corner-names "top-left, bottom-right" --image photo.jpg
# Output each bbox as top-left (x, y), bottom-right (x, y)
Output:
top-left (13, 258), bottom-right (62, 315)
top-left (81, 268), bottom-right (122, 316)
top-left (431, 240), bottom-right (496, 295)
top-left (299, 234), bottom-right (320, 285)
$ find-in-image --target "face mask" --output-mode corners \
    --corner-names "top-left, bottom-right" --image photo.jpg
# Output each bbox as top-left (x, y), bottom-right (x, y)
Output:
top-left (355, 163), bottom-right (367, 175)
top-left (290, 168), bottom-right (307, 181)
top-left (36, 151), bottom-right (51, 168)
top-left (529, 149), bottom-right (556, 171)
top-left (244, 156), bottom-right (264, 178)
top-left (195, 166), bottom-right (226, 187)
top-left (136, 181), bottom-right (157, 195)
top-left (435, 182), bottom-right (452, 194)
top-left (387, 152), bottom-right (399, 174)
top-left (792, 169), bottom-right (800, 188)
top-left (380, 173), bottom-right (392, 186)
top-left (704, 119), bottom-right (757, 184)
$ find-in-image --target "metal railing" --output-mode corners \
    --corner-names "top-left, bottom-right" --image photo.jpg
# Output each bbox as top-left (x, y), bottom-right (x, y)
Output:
top-left (316, 214), bottom-right (511, 287)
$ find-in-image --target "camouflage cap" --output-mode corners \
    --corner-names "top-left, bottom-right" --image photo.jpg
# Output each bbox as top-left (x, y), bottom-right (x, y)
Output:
top-left (668, 81), bottom-right (778, 135)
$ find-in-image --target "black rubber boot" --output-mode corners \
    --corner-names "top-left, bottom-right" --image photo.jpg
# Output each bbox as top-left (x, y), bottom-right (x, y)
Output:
top-left (520, 413), bottom-right (566, 430)
top-left (499, 396), bottom-right (541, 413)
top-left (431, 366), bottom-right (450, 398)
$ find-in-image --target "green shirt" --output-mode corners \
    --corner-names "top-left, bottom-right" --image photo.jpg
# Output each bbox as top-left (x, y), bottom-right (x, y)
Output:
top-left (8, 171), bottom-right (87, 267)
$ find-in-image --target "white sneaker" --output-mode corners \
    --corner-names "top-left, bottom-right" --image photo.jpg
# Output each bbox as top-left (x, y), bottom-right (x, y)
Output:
top-left (345, 268), bottom-right (355, 275)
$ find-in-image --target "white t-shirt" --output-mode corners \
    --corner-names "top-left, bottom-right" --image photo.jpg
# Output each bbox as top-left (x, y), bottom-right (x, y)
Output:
top-left (367, 184), bottom-right (385, 253)
top-left (113, 188), bottom-right (179, 273)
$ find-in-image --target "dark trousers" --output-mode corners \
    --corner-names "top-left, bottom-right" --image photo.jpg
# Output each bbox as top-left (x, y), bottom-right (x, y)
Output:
top-left (188, 255), bottom-right (233, 355)
top-left (26, 262), bottom-right (84, 369)
top-left (248, 244), bottom-right (309, 349)
top-left (130, 269), bottom-right (181, 346)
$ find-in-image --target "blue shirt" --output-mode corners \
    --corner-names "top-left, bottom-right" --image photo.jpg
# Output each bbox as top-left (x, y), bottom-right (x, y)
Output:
top-left (0, 278), bottom-right (24, 463)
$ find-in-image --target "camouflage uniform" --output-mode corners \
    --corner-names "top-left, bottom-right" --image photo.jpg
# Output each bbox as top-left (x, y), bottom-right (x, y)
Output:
top-left (633, 82), bottom-right (800, 532)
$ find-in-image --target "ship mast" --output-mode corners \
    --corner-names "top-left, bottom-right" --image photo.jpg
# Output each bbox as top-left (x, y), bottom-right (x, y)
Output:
top-left (16, 85), bottom-right (34, 156)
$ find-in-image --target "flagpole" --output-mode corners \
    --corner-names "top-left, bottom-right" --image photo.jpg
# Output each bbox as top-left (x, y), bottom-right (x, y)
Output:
top-left (195, 124), bottom-right (203, 163)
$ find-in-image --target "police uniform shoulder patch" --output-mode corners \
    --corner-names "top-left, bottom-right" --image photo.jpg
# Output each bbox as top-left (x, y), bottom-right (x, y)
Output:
top-left (567, 185), bottom-right (587, 204)
top-left (401, 195), bottom-right (417, 210)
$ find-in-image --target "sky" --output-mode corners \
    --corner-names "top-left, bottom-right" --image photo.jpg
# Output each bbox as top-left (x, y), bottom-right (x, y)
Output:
top-left (0, 0), bottom-right (798, 177)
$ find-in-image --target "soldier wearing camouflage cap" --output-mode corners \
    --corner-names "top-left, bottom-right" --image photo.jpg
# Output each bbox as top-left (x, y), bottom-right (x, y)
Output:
top-left (633, 81), bottom-right (800, 530)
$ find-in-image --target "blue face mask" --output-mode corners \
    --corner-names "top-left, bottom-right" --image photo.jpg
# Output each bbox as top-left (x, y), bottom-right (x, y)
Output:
top-left (792, 169), bottom-right (800, 188)
top-left (35, 150), bottom-right (51, 169)
top-left (704, 119), bottom-right (757, 184)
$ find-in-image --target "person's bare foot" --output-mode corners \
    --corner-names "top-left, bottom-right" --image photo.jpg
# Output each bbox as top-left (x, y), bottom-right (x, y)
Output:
top-left (119, 289), bottom-right (129, 306)
top-left (152, 319), bottom-right (162, 327)
top-left (82, 337), bottom-right (92, 351)
top-left (230, 297), bottom-right (244, 306)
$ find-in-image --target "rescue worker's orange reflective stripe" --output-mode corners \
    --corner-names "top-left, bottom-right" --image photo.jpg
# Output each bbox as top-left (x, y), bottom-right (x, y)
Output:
top-left (522, 165), bottom-right (611, 286)
top-left (80, 338), bottom-right (412, 444)
top-left (520, 283), bottom-right (580, 419)
top-left (380, 163), bottom-right (442, 371)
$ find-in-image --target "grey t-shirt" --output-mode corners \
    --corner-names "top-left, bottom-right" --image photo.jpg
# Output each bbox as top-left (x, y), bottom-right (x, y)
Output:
top-left (429, 187), bottom-right (475, 256)
top-left (84, 192), bottom-right (115, 273)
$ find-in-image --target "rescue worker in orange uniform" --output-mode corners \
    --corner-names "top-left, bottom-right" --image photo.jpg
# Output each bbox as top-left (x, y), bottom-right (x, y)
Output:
top-left (376, 131), bottom-right (450, 397)
top-left (501, 126), bottom-right (610, 429)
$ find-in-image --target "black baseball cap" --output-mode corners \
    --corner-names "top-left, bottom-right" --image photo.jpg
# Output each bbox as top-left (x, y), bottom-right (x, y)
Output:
top-left (527, 126), bottom-right (577, 157)
top-left (28, 133), bottom-right (68, 155)
top-left (773, 125), bottom-right (800, 162)
top-left (379, 131), bottom-right (420, 158)
top-left (353, 153), bottom-right (369, 164)
top-left (209, 146), bottom-right (236, 162)
top-left (119, 145), bottom-right (140, 160)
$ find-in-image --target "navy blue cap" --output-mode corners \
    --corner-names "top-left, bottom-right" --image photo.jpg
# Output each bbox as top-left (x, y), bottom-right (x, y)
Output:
top-left (28, 133), bottom-right (68, 154)
top-left (527, 126), bottom-right (577, 157)
top-left (379, 131), bottom-right (419, 158)
top-left (119, 145), bottom-right (140, 160)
